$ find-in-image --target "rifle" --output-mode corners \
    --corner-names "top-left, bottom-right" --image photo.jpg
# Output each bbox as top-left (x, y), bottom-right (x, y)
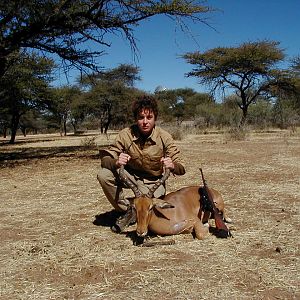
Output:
top-left (200, 168), bottom-right (232, 238)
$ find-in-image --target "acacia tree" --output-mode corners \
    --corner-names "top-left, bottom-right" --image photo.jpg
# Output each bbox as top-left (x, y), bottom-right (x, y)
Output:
top-left (156, 88), bottom-right (197, 122)
top-left (183, 41), bottom-right (291, 125)
top-left (267, 55), bottom-right (300, 128)
top-left (69, 93), bottom-right (89, 134)
top-left (291, 56), bottom-right (300, 112)
top-left (82, 64), bottom-right (142, 133)
top-left (0, 52), bottom-right (54, 143)
top-left (0, 109), bottom-right (10, 138)
top-left (0, 0), bottom-right (212, 78)
top-left (184, 91), bottom-right (215, 123)
top-left (86, 82), bottom-right (140, 133)
top-left (291, 56), bottom-right (300, 74)
top-left (19, 110), bottom-right (45, 136)
top-left (50, 86), bottom-right (82, 136)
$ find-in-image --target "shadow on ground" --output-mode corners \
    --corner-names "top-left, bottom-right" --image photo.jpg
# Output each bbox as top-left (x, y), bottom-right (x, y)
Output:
top-left (93, 210), bottom-right (146, 246)
top-left (0, 146), bottom-right (106, 166)
top-left (93, 210), bottom-right (124, 227)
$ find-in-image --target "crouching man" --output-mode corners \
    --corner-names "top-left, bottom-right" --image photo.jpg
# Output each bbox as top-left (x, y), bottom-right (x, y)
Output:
top-left (97, 95), bottom-right (185, 232)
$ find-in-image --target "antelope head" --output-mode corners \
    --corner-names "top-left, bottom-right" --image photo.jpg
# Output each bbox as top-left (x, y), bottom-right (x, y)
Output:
top-left (119, 165), bottom-right (173, 236)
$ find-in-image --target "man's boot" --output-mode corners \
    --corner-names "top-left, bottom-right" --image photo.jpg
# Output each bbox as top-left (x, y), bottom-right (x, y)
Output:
top-left (111, 206), bottom-right (136, 233)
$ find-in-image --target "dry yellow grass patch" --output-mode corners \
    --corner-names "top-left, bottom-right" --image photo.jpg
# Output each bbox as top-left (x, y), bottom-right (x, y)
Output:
top-left (0, 130), bottom-right (299, 299)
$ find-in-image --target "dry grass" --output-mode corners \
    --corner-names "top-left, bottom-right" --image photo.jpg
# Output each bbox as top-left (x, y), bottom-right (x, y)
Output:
top-left (0, 130), bottom-right (299, 300)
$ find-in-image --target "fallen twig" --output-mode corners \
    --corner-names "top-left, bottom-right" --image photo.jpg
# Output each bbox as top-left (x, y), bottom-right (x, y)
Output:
top-left (138, 239), bottom-right (176, 247)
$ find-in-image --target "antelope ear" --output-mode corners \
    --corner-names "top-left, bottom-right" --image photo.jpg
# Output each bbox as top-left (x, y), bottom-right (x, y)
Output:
top-left (152, 198), bottom-right (175, 209)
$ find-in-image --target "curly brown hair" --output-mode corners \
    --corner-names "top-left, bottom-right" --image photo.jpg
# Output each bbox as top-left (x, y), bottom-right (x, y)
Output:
top-left (132, 95), bottom-right (158, 120)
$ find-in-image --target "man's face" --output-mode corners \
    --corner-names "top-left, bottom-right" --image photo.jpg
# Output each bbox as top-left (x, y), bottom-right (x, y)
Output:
top-left (136, 109), bottom-right (156, 136)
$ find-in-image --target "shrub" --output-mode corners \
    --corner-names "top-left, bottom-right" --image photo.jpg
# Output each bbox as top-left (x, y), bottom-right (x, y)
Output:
top-left (80, 136), bottom-right (97, 148)
top-left (160, 123), bottom-right (184, 140)
top-left (225, 126), bottom-right (248, 141)
top-left (171, 128), bottom-right (183, 140)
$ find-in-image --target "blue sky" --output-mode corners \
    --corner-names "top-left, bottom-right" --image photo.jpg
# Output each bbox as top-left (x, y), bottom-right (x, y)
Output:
top-left (54, 0), bottom-right (300, 94)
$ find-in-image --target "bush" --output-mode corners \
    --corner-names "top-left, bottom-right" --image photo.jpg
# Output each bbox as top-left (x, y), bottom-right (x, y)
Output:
top-left (74, 130), bottom-right (86, 135)
top-left (225, 126), bottom-right (248, 141)
top-left (170, 128), bottom-right (183, 140)
top-left (80, 136), bottom-right (97, 148)
top-left (160, 123), bottom-right (184, 140)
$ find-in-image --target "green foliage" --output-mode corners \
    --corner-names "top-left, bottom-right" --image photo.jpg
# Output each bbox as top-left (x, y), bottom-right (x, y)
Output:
top-left (269, 57), bottom-right (300, 128)
top-left (218, 95), bottom-right (242, 127)
top-left (194, 102), bottom-right (221, 128)
top-left (97, 64), bottom-right (141, 87)
top-left (184, 92), bottom-right (214, 119)
top-left (290, 58), bottom-right (300, 113)
top-left (183, 40), bottom-right (291, 125)
top-left (156, 88), bottom-right (203, 122)
top-left (0, 52), bottom-right (54, 143)
top-left (19, 110), bottom-right (47, 135)
top-left (272, 96), bottom-right (300, 129)
top-left (49, 85), bottom-right (83, 135)
top-left (184, 41), bottom-right (284, 81)
top-left (81, 64), bottom-right (144, 133)
top-left (0, 1), bottom-right (212, 77)
top-left (247, 98), bottom-right (273, 129)
top-left (291, 56), bottom-right (300, 76)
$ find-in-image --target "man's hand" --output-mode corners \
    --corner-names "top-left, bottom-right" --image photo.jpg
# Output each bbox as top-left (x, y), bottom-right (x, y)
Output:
top-left (161, 157), bottom-right (175, 171)
top-left (116, 153), bottom-right (131, 168)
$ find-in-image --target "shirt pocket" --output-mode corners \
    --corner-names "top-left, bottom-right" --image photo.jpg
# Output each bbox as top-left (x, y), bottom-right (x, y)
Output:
top-left (144, 155), bottom-right (163, 172)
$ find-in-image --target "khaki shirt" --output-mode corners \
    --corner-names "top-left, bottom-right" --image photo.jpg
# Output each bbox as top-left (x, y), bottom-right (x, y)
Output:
top-left (100, 125), bottom-right (185, 179)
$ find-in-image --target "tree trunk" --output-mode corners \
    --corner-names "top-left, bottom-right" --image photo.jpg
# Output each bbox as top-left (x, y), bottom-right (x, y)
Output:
top-left (72, 121), bottom-right (77, 134)
top-left (239, 96), bottom-right (249, 127)
top-left (104, 113), bottom-right (112, 134)
top-left (100, 117), bottom-right (104, 134)
top-left (20, 126), bottom-right (27, 137)
top-left (9, 113), bottom-right (20, 144)
top-left (240, 112), bottom-right (247, 127)
top-left (0, 57), bottom-right (7, 79)
top-left (276, 100), bottom-right (285, 129)
top-left (63, 120), bottom-right (67, 136)
top-left (3, 127), bottom-right (7, 138)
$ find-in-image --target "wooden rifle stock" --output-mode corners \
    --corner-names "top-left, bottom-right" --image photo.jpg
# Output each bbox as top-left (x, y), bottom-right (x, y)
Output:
top-left (200, 168), bottom-right (232, 238)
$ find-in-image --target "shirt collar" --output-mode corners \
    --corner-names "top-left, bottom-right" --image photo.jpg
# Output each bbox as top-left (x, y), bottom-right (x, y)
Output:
top-left (130, 124), bottom-right (159, 143)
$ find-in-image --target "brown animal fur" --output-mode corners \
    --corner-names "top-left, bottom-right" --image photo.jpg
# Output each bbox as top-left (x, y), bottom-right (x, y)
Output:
top-left (125, 186), bottom-right (228, 239)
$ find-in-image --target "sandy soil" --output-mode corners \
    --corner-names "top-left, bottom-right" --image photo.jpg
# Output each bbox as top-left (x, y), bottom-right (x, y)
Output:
top-left (0, 130), bottom-right (299, 299)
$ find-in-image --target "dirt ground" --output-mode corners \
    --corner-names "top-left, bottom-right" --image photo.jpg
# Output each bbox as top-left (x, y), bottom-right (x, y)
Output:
top-left (0, 130), bottom-right (299, 300)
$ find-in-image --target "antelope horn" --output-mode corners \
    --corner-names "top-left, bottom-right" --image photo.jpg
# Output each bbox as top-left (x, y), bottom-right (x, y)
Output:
top-left (119, 165), bottom-right (142, 198)
top-left (147, 168), bottom-right (171, 198)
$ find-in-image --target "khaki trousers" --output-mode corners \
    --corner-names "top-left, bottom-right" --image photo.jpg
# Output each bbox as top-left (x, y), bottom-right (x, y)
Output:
top-left (97, 167), bottom-right (166, 212)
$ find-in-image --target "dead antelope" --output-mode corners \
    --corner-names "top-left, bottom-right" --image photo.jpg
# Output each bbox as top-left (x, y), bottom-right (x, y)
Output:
top-left (119, 166), bottom-right (230, 239)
